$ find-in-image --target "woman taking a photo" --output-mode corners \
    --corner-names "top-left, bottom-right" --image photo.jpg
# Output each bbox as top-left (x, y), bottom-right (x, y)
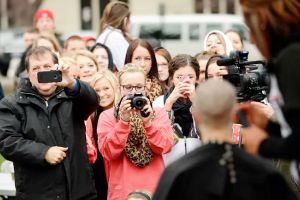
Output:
top-left (97, 63), bottom-right (173, 200)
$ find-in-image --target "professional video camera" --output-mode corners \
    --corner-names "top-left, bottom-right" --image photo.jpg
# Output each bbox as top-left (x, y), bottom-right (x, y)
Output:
top-left (217, 50), bottom-right (269, 102)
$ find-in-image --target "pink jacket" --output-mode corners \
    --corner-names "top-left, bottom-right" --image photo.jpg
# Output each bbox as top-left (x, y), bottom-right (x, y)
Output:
top-left (85, 117), bottom-right (98, 164)
top-left (97, 107), bottom-right (173, 200)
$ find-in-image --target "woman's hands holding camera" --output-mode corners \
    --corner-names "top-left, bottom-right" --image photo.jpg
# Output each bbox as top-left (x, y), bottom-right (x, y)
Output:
top-left (119, 95), bottom-right (154, 127)
top-left (141, 98), bottom-right (154, 127)
top-left (119, 96), bottom-right (132, 123)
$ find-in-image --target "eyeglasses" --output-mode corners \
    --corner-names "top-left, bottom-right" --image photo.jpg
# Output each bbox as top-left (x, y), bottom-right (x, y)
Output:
top-left (121, 85), bottom-right (146, 92)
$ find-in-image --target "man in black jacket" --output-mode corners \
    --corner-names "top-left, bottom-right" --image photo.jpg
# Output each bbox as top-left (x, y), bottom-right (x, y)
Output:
top-left (0, 46), bottom-right (98, 200)
top-left (152, 79), bottom-right (297, 200)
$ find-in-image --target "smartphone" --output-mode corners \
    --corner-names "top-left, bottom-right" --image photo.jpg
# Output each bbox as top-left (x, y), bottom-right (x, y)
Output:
top-left (178, 75), bottom-right (188, 82)
top-left (37, 70), bottom-right (62, 83)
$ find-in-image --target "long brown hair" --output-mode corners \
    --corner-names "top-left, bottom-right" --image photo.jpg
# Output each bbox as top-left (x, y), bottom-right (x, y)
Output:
top-left (240, 0), bottom-right (300, 35)
top-left (99, 1), bottom-right (132, 42)
top-left (125, 39), bottom-right (160, 80)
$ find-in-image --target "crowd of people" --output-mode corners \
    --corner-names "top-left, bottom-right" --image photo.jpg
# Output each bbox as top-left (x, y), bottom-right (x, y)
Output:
top-left (0, 0), bottom-right (300, 199)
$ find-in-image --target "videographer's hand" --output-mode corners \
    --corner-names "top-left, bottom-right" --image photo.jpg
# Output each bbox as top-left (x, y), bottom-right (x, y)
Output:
top-left (55, 64), bottom-right (76, 90)
top-left (141, 98), bottom-right (154, 127)
top-left (119, 96), bottom-right (132, 123)
top-left (238, 102), bottom-right (269, 130)
top-left (45, 146), bottom-right (68, 165)
top-left (242, 125), bottom-right (268, 155)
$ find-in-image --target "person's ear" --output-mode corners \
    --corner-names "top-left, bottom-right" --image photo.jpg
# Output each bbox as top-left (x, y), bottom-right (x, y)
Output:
top-left (123, 17), bottom-right (129, 31)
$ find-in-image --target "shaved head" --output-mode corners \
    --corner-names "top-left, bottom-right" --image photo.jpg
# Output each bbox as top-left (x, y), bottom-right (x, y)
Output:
top-left (194, 79), bottom-right (236, 128)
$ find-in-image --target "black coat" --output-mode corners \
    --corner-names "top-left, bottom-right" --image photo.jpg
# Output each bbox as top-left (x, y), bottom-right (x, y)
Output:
top-left (259, 32), bottom-right (300, 160)
top-left (0, 79), bottom-right (98, 200)
top-left (153, 143), bottom-right (297, 200)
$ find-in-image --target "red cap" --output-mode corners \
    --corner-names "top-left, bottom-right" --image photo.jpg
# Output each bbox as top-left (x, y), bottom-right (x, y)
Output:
top-left (35, 9), bottom-right (54, 22)
top-left (82, 36), bottom-right (96, 42)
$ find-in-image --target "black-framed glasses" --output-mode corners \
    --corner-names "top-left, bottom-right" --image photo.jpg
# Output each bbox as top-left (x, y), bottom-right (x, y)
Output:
top-left (121, 85), bottom-right (146, 92)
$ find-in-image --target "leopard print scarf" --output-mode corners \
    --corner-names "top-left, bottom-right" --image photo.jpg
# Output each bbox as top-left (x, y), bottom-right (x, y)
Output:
top-left (146, 77), bottom-right (163, 102)
top-left (125, 113), bottom-right (153, 167)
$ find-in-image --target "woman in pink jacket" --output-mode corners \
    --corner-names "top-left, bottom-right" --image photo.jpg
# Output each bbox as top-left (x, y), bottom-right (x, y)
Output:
top-left (97, 63), bottom-right (173, 200)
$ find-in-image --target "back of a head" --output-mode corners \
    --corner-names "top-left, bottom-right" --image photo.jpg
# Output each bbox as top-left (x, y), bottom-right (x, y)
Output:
top-left (99, 1), bottom-right (130, 33)
top-left (194, 79), bottom-right (236, 126)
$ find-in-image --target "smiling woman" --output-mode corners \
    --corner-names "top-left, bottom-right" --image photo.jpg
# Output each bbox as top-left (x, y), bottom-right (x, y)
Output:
top-left (84, 69), bottom-right (119, 199)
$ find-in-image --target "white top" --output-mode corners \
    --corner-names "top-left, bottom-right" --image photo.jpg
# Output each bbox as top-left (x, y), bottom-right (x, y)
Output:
top-left (97, 26), bottom-right (129, 71)
top-left (0, 173), bottom-right (16, 196)
top-left (152, 95), bottom-right (164, 108)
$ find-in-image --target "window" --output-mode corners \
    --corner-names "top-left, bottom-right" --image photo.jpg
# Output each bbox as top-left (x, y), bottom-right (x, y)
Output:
top-left (211, 0), bottom-right (219, 13)
top-left (226, 0), bottom-right (235, 14)
top-left (206, 23), bottom-right (222, 33)
top-left (139, 23), bottom-right (181, 40)
top-left (195, 0), bottom-right (204, 13)
top-left (189, 24), bottom-right (200, 40)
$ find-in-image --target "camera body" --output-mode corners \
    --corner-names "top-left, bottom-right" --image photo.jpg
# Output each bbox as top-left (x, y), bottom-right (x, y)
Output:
top-left (37, 70), bottom-right (62, 83)
top-left (127, 92), bottom-right (147, 110)
top-left (217, 50), bottom-right (269, 102)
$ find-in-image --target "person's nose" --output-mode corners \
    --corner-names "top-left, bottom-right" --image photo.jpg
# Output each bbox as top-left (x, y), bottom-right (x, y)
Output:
top-left (99, 91), bottom-right (105, 98)
top-left (139, 60), bottom-right (146, 66)
top-left (158, 65), bottom-right (163, 72)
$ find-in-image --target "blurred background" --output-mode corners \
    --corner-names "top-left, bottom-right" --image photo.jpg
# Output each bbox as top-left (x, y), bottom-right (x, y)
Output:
top-left (0, 0), bottom-right (260, 96)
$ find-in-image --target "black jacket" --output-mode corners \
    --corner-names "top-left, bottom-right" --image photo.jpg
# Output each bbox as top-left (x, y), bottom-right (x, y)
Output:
top-left (0, 79), bottom-right (98, 200)
top-left (153, 143), bottom-right (297, 200)
top-left (259, 30), bottom-right (300, 160)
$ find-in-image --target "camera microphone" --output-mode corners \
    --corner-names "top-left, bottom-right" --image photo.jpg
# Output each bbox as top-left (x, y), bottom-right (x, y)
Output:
top-left (216, 58), bottom-right (235, 66)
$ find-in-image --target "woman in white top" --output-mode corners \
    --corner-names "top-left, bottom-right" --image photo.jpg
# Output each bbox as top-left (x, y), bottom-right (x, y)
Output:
top-left (97, 1), bottom-right (133, 71)
top-left (203, 30), bottom-right (233, 56)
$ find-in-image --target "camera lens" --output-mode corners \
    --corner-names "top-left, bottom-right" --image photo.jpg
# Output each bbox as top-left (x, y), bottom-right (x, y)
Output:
top-left (133, 98), bottom-right (145, 110)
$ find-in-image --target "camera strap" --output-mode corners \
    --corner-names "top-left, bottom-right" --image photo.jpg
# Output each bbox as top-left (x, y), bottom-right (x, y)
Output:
top-left (114, 96), bottom-right (125, 119)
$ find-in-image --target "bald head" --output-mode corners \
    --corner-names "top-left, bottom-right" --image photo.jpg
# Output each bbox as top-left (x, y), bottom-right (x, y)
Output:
top-left (194, 79), bottom-right (236, 128)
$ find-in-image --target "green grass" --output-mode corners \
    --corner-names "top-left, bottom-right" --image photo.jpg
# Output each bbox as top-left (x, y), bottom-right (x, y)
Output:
top-left (0, 154), bottom-right (5, 165)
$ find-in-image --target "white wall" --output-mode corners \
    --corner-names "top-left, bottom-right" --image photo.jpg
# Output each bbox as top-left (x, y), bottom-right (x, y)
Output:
top-left (130, 0), bottom-right (194, 15)
top-left (39, 0), bottom-right (81, 35)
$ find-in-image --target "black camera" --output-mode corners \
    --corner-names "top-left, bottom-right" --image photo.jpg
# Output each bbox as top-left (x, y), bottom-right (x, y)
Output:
top-left (37, 70), bottom-right (62, 83)
top-left (217, 50), bottom-right (269, 102)
top-left (127, 92), bottom-right (150, 117)
top-left (128, 92), bottom-right (147, 110)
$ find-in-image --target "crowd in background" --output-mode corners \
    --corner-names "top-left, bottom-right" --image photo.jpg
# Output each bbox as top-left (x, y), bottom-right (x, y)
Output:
top-left (0, 0), bottom-right (300, 200)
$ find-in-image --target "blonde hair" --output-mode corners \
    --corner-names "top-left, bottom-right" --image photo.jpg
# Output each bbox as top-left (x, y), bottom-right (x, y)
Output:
top-left (73, 50), bottom-right (99, 70)
top-left (90, 70), bottom-right (119, 108)
top-left (60, 56), bottom-right (76, 66)
top-left (33, 33), bottom-right (62, 55)
top-left (195, 51), bottom-right (217, 62)
top-left (59, 56), bottom-right (78, 78)
top-left (99, 1), bottom-right (132, 42)
top-left (240, 0), bottom-right (300, 36)
top-left (118, 63), bottom-right (146, 84)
